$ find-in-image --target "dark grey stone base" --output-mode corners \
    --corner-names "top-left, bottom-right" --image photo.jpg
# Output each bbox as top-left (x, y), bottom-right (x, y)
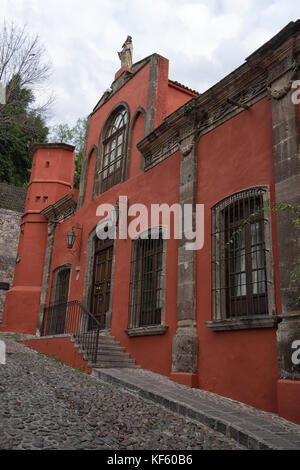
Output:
top-left (171, 326), bottom-right (198, 373)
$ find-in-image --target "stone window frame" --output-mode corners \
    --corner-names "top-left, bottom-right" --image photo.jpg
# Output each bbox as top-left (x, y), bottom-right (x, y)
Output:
top-left (82, 225), bottom-right (116, 333)
top-left (94, 102), bottom-right (130, 197)
top-left (206, 185), bottom-right (278, 332)
top-left (125, 226), bottom-right (168, 337)
top-left (50, 263), bottom-right (72, 306)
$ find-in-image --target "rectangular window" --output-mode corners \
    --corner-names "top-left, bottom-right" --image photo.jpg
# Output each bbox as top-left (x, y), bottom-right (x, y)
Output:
top-left (127, 229), bottom-right (167, 335)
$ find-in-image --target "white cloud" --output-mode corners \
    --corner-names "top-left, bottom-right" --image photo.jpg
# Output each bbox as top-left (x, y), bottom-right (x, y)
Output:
top-left (1, 0), bottom-right (299, 129)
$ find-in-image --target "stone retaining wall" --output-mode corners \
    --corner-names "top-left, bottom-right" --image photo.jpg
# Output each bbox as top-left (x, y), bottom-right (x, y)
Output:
top-left (0, 184), bottom-right (26, 323)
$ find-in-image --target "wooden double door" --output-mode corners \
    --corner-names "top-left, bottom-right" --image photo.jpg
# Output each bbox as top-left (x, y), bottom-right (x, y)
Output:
top-left (48, 267), bottom-right (71, 335)
top-left (89, 238), bottom-right (113, 330)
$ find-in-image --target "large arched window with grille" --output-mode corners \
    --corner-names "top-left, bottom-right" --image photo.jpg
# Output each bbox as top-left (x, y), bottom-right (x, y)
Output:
top-left (100, 108), bottom-right (128, 192)
top-left (207, 186), bottom-right (277, 332)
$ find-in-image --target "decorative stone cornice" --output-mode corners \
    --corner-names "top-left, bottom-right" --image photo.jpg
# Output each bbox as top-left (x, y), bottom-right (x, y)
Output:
top-left (40, 193), bottom-right (76, 223)
top-left (267, 57), bottom-right (299, 99)
top-left (180, 143), bottom-right (194, 157)
top-left (137, 20), bottom-right (300, 172)
top-left (29, 143), bottom-right (75, 159)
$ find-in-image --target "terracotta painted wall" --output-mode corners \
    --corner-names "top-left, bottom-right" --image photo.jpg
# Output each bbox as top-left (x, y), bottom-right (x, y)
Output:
top-left (1, 146), bottom-right (75, 335)
top-left (20, 336), bottom-right (92, 374)
top-left (41, 57), bottom-right (184, 376)
top-left (166, 82), bottom-right (198, 116)
top-left (277, 380), bottom-right (300, 425)
top-left (46, 148), bottom-right (180, 377)
top-left (195, 97), bottom-right (280, 412)
top-left (109, 151), bottom-right (180, 376)
top-left (86, 62), bottom-right (151, 154)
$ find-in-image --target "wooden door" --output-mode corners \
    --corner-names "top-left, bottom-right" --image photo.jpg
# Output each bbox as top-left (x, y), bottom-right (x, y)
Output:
top-left (50, 267), bottom-right (70, 334)
top-left (89, 238), bottom-right (113, 330)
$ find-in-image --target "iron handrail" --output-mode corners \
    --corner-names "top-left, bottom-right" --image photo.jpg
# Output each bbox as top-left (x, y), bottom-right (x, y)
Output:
top-left (42, 300), bottom-right (103, 364)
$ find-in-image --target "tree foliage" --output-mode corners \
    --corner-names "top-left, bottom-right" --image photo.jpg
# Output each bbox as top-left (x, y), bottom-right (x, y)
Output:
top-left (0, 74), bottom-right (48, 186)
top-left (50, 117), bottom-right (88, 188)
top-left (0, 21), bottom-right (52, 186)
top-left (0, 20), bottom-right (52, 123)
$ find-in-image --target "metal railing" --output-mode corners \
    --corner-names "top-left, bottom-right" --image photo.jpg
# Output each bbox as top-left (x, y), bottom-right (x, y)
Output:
top-left (41, 300), bottom-right (103, 364)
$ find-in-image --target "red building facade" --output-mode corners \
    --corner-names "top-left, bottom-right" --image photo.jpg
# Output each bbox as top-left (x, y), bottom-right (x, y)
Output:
top-left (2, 23), bottom-right (300, 424)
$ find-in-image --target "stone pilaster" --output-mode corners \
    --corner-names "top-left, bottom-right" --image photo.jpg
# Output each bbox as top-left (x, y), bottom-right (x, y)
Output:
top-left (36, 221), bottom-right (56, 335)
top-left (144, 55), bottom-right (159, 136)
top-left (171, 133), bottom-right (198, 381)
top-left (270, 62), bottom-right (300, 314)
top-left (269, 57), bottom-right (300, 380)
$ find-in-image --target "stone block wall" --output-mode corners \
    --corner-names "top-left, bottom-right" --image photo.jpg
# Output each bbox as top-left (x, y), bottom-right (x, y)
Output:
top-left (0, 184), bottom-right (26, 323)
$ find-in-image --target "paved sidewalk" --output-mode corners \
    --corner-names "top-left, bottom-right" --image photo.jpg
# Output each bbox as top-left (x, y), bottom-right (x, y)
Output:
top-left (92, 367), bottom-right (300, 450)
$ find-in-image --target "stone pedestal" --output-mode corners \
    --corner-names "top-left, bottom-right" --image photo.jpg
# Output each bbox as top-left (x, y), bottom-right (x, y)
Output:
top-left (172, 320), bottom-right (198, 373)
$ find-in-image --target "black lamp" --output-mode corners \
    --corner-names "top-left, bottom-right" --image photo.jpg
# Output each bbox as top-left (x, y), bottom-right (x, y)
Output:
top-left (66, 228), bottom-right (76, 249)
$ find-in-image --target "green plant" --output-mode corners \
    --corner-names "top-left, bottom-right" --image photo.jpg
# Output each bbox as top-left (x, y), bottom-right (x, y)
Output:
top-left (227, 201), bottom-right (300, 305)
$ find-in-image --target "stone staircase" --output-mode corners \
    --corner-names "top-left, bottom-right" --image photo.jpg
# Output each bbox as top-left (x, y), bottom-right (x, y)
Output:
top-left (72, 333), bottom-right (137, 369)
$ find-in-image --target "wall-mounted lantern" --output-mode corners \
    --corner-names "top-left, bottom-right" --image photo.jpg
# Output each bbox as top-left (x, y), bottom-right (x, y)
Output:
top-left (66, 228), bottom-right (76, 249)
top-left (66, 225), bottom-right (83, 259)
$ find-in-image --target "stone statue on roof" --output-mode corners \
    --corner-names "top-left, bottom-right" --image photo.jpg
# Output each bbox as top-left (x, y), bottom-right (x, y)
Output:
top-left (118, 36), bottom-right (133, 69)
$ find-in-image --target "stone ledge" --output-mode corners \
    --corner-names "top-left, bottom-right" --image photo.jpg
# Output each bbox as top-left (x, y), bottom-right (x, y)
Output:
top-left (30, 334), bottom-right (73, 340)
top-left (205, 315), bottom-right (280, 332)
top-left (125, 325), bottom-right (168, 337)
top-left (92, 368), bottom-right (300, 450)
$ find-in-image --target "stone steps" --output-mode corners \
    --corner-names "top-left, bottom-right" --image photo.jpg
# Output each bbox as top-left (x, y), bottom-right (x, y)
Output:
top-left (72, 332), bottom-right (137, 369)
top-left (89, 359), bottom-right (137, 368)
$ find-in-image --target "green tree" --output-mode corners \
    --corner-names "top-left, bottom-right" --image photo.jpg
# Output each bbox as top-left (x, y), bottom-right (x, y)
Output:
top-left (0, 20), bottom-right (52, 123)
top-left (0, 74), bottom-right (48, 186)
top-left (0, 21), bottom-right (52, 186)
top-left (50, 116), bottom-right (88, 189)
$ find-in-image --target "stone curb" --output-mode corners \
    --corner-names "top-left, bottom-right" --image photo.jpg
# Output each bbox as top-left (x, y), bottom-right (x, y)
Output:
top-left (92, 369), bottom-right (300, 451)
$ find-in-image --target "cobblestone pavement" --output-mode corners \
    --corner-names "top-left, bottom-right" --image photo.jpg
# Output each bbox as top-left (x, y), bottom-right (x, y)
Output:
top-left (0, 333), bottom-right (245, 451)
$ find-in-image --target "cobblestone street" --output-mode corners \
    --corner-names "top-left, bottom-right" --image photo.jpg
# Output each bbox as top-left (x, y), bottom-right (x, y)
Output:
top-left (0, 333), bottom-right (244, 451)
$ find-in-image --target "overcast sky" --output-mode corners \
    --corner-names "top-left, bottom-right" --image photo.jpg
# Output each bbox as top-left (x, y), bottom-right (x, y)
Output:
top-left (2, 0), bottom-right (300, 130)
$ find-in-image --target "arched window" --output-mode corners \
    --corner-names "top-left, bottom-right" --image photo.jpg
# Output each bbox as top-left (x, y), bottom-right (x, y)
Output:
top-left (208, 186), bottom-right (276, 331)
top-left (100, 108), bottom-right (128, 192)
